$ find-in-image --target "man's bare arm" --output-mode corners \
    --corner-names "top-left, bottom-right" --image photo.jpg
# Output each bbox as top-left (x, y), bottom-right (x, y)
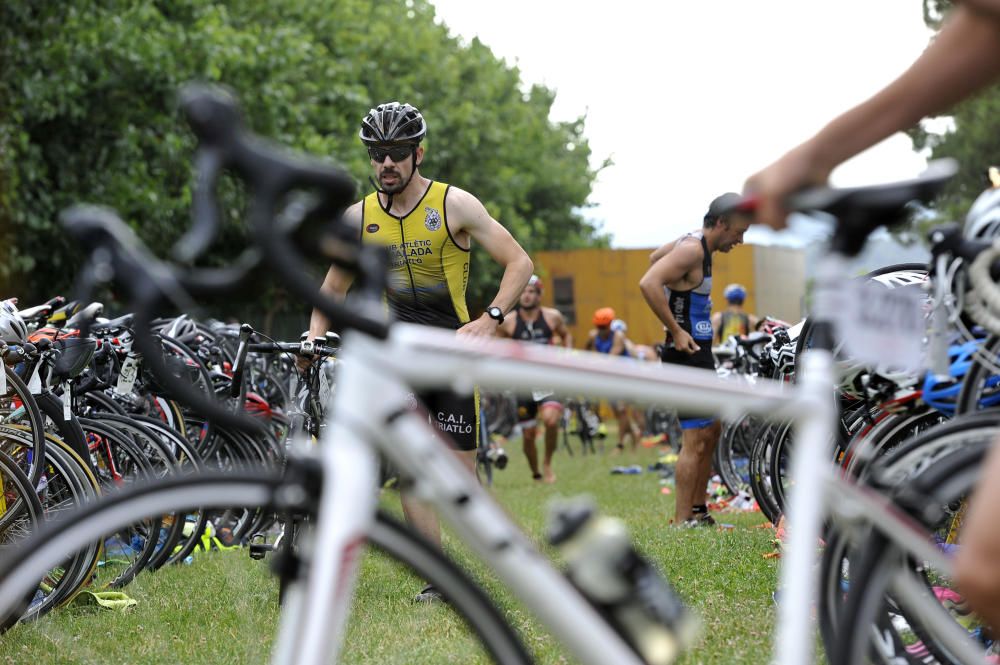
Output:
top-left (711, 311), bottom-right (723, 344)
top-left (551, 309), bottom-right (573, 348)
top-left (639, 242), bottom-right (700, 333)
top-left (306, 201), bottom-right (361, 341)
top-left (495, 316), bottom-right (516, 339)
top-left (448, 187), bottom-right (532, 335)
top-left (746, 6), bottom-right (1000, 228)
top-left (610, 331), bottom-right (626, 356)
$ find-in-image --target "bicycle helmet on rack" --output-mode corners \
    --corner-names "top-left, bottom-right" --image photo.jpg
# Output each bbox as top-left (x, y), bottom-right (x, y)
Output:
top-left (963, 177), bottom-right (1000, 240)
top-left (593, 307), bottom-right (615, 327)
top-left (868, 270), bottom-right (928, 290)
top-left (0, 300), bottom-right (27, 343)
top-left (161, 314), bottom-right (198, 342)
top-left (359, 102), bottom-right (427, 146)
top-left (723, 284), bottom-right (747, 304)
top-left (921, 337), bottom-right (1000, 415)
top-left (766, 337), bottom-right (798, 380)
top-left (610, 319), bottom-right (627, 333)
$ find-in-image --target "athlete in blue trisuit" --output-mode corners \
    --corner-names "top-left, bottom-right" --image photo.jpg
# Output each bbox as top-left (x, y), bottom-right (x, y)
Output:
top-left (639, 194), bottom-right (751, 526)
top-left (586, 307), bottom-right (642, 452)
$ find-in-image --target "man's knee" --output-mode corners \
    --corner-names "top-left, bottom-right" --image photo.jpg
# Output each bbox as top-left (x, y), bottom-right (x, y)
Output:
top-left (681, 425), bottom-right (717, 457)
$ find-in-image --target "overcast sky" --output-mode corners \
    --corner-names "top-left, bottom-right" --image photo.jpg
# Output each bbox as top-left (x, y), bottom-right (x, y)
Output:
top-left (430, 0), bottom-right (939, 247)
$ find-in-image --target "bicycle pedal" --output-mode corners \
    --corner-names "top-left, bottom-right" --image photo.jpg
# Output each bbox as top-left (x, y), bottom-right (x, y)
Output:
top-left (249, 543), bottom-right (274, 560)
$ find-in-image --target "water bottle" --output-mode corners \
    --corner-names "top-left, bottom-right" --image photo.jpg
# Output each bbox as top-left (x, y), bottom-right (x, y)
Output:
top-left (547, 497), bottom-right (698, 665)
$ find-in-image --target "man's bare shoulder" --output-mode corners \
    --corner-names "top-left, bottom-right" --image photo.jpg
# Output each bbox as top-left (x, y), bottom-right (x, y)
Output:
top-left (444, 186), bottom-right (489, 227)
top-left (542, 306), bottom-right (564, 324)
top-left (342, 200), bottom-right (364, 233)
top-left (658, 234), bottom-right (703, 264)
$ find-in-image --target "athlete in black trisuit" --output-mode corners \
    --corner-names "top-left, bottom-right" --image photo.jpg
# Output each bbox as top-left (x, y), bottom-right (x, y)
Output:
top-left (497, 275), bottom-right (571, 483)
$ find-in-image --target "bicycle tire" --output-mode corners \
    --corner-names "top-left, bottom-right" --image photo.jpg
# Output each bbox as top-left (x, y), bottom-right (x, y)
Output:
top-left (85, 413), bottom-right (189, 572)
top-left (713, 414), bottom-right (757, 496)
top-left (0, 366), bottom-right (47, 486)
top-left (0, 448), bottom-right (46, 632)
top-left (78, 417), bottom-right (160, 589)
top-left (819, 413), bottom-right (1000, 658)
top-left (20, 431), bottom-right (102, 620)
top-left (0, 471), bottom-right (534, 664)
top-left (833, 433), bottom-right (995, 665)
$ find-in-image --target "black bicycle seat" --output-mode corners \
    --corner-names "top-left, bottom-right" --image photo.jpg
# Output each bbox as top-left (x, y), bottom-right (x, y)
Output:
top-left (90, 313), bottom-right (135, 333)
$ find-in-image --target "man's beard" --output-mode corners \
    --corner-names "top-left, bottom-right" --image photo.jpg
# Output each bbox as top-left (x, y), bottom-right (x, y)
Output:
top-left (380, 170), bottom-right (406, 194)
top-left (519, 300), bottom-right (539, 311)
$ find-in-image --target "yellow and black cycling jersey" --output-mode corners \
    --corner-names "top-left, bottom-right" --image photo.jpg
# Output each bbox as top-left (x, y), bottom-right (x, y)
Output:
top-left (360, 181), bottom-right (470, 329)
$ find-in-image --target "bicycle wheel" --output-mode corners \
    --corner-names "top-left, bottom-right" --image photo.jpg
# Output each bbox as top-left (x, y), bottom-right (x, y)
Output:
top-left (85, 413), bottom-right (189, 572)
top-left (19, 432), bottom-right (102, 621)
top-left (833, 435), bottom-right (995, 665)
top-left (0, 366), bottom-right (47, 486)
top-left (714, 414), bottom-right (759, 496)
top-left (79, 417), bottom-right (160, 589)
top-left (819, 411), bottom-right (1000, 653)
top-left (0, 471), bottom-right (533, 664)
top-left (0, 448), bottom-right (45, 632)
top-left (748, 421), bottom-right (782, 524)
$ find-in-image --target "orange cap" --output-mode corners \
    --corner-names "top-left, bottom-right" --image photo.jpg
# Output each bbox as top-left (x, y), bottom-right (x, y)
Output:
top-left (593, 307), bottom-right (615, 327)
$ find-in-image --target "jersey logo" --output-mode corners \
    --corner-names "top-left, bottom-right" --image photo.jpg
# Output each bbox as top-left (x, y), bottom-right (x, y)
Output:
top-left (366, 223), bottom-right (380, 233)
top-left (695, 320), bottom-right (713, 337)
top-left (424, 207), bottom-right (442, 231)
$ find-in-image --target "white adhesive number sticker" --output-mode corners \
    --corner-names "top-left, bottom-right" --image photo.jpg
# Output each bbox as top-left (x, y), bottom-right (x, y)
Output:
top-left (27, 365), bottom-right (42, 395)
top-left (116, 356), bottom-right (139, 396)
top-left (62, 381), bottom-right (72, 421)
top-left (836, 281), bottom-right (925, 374)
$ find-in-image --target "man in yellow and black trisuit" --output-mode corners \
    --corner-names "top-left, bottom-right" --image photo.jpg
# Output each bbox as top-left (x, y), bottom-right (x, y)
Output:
top-left (303, 102), bottom-right (532, 602)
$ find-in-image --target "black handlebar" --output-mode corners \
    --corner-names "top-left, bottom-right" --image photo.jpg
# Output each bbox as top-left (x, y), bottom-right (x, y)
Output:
top-left (178, 84), bottom-right (391, 340)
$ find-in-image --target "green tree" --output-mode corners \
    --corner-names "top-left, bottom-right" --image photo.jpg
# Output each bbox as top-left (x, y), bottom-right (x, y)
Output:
top-left (0, 0), bottom-right (606, 332)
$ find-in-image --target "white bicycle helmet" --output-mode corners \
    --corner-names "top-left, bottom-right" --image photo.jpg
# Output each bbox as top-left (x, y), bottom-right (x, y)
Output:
top-left (162, 314), bottom-right (197, 340)
top-left (868, 270), bottom-right (928, 290)
top-left (610, 319), bottom-right (627, 333)
top-left (0, 300), bottom-right (27, 343)
top-left (964, 182), bottom-right (1000, 240)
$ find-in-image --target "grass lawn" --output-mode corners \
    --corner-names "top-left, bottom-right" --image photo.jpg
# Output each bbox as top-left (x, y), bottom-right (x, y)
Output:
top-left (0, 429), bottom-right (780, 664)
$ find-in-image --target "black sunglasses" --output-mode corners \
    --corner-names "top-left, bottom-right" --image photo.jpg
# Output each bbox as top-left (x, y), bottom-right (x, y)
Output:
top-left (368, 145), bottom-right (414, 163)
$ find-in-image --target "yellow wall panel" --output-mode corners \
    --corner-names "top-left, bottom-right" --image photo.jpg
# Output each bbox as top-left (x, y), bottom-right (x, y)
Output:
top-left (535, 244), bottom-right (759, 349)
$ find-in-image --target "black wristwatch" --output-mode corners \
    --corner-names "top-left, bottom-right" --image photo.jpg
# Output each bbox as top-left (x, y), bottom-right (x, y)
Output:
top-left (486, 306), bottom-right (504, 324)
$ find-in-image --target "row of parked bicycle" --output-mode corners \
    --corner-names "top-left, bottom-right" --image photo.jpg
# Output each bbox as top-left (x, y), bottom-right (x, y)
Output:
top-left (703, 209), bottom-right (1000, 661)
top-left (0, 298), bottom-right (336, 629)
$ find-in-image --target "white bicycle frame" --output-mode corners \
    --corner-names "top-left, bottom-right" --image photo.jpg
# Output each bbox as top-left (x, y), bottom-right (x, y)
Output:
top-left (271, 301), bottom-right (840, 665)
